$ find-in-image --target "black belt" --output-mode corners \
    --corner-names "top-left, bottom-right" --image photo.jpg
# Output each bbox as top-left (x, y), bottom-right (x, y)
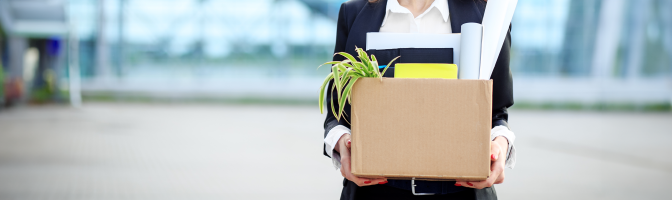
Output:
top-left (384, 179), bottom-right (468, 195)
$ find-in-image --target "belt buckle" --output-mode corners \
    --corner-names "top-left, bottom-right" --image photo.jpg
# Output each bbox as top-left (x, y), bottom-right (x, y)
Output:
top-left (411, 178), bottom-right (435, 195)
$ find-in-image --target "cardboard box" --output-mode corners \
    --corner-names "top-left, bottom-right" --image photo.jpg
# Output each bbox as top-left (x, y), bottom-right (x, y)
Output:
top-left (350, 78), bottom-right (492, 181)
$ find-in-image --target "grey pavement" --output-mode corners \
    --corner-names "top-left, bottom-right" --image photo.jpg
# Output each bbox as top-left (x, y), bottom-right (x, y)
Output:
top-left (0, 103), bottom-right (670, 199)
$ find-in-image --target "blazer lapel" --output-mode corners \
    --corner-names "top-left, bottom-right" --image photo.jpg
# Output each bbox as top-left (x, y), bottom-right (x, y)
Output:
top-left (447, 0), bottom-right (484, 33)
top-left (345, 0), bottom-right (387, 54)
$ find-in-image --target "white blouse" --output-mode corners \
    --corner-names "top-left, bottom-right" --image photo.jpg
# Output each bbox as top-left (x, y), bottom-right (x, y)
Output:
top-left (380, 0), bottom-right (452, 34)
top-left (325, 0), bottom-right (516, 170)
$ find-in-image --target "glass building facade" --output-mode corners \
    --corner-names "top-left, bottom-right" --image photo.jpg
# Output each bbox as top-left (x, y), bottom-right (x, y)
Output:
top-left (64, 0), bottom-right (671, 80)
top-left (2, 0), bottom-right (669, 104)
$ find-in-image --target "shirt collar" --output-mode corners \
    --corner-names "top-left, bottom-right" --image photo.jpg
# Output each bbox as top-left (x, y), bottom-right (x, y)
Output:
top-left (381, 0), bottom-right (450, 26)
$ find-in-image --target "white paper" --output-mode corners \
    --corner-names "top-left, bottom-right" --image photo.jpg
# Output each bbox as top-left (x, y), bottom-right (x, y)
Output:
top-left (458, 23), bottom-right (483, 79)
top-left (479, 0), bottom-right (518, 80)
top-left (366, 32), bottom-right (462, 66)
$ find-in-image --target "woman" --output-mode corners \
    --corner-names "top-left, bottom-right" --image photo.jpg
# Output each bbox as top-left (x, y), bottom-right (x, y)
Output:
top-left (322, 0), bottom-right (516, 199)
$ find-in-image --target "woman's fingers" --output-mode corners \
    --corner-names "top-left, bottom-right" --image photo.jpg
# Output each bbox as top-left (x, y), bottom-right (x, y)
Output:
top-left (455, 150), bottom-right (506, 189)
top-left (343, 166), bottom-right (387, 186)
top-left (455, 179), bottom-right (482, 189)
top-left (494, 170), bottom-right (505, 184)
top-left (350, 176), bottom-right (387, 187)
top-left (335, 134), bottom-right (350, 153)
top-left (454, 180), bottom-right (470, 187)
top-left (350, 176), bottom-right (372, 186)
top-left (338, 140), bottom-right (386, 187)
top-left (493, 150), bottom-right (506, 184)
top-left (343, 162), bottom-right (387, 186)
top-left (376, 179), bottom-right (389, 184)
top-left (490, 142), bottom-right (501, 162)
top-left (469, 156), bottom-right (504, 189)
top-left (456, 174), bottom-right (498, 189)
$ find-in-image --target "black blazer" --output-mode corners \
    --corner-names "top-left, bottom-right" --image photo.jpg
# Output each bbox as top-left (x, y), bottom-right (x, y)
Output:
top-left (323, 0), bottom-right (514, 158)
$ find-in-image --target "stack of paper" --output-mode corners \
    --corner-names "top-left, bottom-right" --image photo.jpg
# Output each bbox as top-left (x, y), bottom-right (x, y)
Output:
top-left (366, 0), bottom-right (518, 80)
top-left (366, 32), bottom-right (463, 66)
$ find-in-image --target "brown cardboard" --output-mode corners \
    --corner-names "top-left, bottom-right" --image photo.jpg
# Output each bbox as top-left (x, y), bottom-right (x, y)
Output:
top-left (350, 78), bottom-right (492, 181)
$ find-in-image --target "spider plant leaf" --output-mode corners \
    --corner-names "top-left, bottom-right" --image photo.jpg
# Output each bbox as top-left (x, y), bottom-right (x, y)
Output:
top-left (347, 59), bottom-right (368, 75)
top-left (337, 107), bottom-right (351, 125)
top-left (317, 61), bottom-right (342, 69)
top-left (345, 75), bottom-right (361, 103)
top-left (341, 63), bottom-right (365, 77)
top-left (335, 52), bottom-right (358, 64)
top-left (336, 61), bottom-right (348, 71)
top-left (370, 54), bottom-right (383, 78)
top-left (356, 48), bottom-right (375, 75)
top-left (359, 55), bottom-right (372, 75)
top-left (352, 62), bottom-right (370, 77)
top-left (370, 54), bottom-right (379, 69)
top-left (341, 62), bottom-right (360, 73)
top-left (336, 59), bottom-right (352, 68)
top-left (343, 74), bottom-right (362, 103)
top-left (341, 114), bottom-right (351, 125)
top-left (353, 48), bottom-right (367, 66)
top-left (336, 72), bottom-right (358, 119)
top-left (354, 68), bottom-right (367, 77)
top-left (318, 72), bottom-right (334, 114)
top-left (355, 47), bottom-right (369, 62)
top-left (380, 56), bottom-right (400, 81)
top-left (337, 76), bottom-right (360, 120)
top-left (330, 82), bottom-right (339, 121)
top-left (337, 64), bottom-right (351, 83)
top-left (385, 55), bottom-right (401, 71)
top-left (370, 54), bottom-right (384, 78)
top-left (340, 62), bottom-right (353, 69)
top-left (321, 49), bottom-right (391, 117)
top-left (332, 65), bottom-right (342, 100)
top-left (339, 69), bottom-right (353, 89)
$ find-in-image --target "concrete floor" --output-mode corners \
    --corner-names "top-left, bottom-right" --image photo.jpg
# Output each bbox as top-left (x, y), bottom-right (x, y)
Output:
top-left (0, 103), bottom-right (670, 200)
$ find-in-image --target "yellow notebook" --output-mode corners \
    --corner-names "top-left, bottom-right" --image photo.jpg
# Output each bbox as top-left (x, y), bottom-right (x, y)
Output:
top-left (394, 63), bottom-right (458, 79)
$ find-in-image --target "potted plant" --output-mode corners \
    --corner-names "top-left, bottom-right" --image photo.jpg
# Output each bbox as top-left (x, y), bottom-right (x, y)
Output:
top-left (318, 47), bottom-right (398, 123)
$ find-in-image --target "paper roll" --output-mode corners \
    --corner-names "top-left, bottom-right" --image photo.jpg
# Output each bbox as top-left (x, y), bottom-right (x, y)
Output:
top-left (459, 23), bottom-right (483, 80)
top-left (479, 0), bottom-right (518, 79)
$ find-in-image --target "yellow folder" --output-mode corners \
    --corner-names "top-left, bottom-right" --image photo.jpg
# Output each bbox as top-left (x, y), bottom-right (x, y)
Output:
top-left (394, 63), bottom-right (458, 79)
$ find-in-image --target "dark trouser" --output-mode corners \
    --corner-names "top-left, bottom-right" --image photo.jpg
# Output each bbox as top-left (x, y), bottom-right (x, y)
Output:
top-left (340, 179), bottom-right (497, 200)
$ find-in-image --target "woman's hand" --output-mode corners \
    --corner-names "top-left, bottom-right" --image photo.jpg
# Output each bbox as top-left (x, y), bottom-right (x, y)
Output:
top-left (335, 134), bottom-right (387, 187)
top-left (455, 136), bottom-right (507, 189)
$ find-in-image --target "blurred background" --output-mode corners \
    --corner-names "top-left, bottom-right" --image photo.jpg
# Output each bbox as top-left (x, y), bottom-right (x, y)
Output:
top-left (0, 0), bottom-right (670, 199)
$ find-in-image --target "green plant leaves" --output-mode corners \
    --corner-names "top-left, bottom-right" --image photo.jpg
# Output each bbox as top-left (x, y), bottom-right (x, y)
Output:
top-left (318, 72), bottom-right (334, 114)
top-left (318, 47), bottom-right (399, 123)
top-left (318, 61), bottom-right (342, 69)
top-left (338, 75), bottom-right (360, 118)
top-left (381, 56), bottom-right (400, 81)
top-left (335, 52), bottom-right (358, 66)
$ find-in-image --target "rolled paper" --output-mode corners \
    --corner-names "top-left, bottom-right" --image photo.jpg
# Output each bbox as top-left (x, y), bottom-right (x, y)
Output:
top-left (459, 23), bottom-right (483, 80)
top-left (479, 0), bottom-right (518, 79)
